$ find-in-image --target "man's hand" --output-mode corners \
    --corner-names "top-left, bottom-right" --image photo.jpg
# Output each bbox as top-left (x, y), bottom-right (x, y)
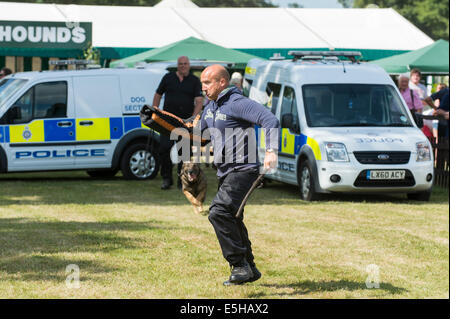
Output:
top-left (434, 108), bottom-right (449, 120)
top-left (264, 150), bottom-right (278, 173)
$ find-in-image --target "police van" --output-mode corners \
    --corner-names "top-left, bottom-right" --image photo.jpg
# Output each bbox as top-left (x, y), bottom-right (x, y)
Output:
top-left (0, 61), bottom-right (167, 179)
top-left (245, 52), bottom-right (434, 201)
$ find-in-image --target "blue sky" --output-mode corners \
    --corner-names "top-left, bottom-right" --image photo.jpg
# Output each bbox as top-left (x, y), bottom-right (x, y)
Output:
top-left (270, 0), bottom-right (344, 8)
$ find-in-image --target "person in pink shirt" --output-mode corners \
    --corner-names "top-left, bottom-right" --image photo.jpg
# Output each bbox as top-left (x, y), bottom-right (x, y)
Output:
top-left (398, 74), bottom-right (423, 114)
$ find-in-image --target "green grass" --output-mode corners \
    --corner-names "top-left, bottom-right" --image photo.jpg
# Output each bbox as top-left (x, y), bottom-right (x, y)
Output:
top-left (0, 168), bottom-right (448, 299)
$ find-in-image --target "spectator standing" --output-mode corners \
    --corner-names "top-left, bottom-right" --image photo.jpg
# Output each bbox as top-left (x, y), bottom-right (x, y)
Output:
top-left (152, 56), bottom-right (203, 190)
top-left (424, 86), bottom-right (449, 138)
top-left (433, 83), bottom-right (448, 108)
top-left (409, 68), bottom-right (428, 105)
top-left (398, 74), bottom-right (423, 114)
top-left (230, 72), bottom-right (243, 90)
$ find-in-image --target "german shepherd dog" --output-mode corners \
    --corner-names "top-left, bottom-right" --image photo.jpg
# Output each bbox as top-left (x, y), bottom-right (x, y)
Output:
top-left (180, 162), bottom-right (207, 215)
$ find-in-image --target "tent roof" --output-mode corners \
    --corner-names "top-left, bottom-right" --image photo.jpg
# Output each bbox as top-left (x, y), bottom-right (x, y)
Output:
top-left (154, 0), bottom-right (198, 8)
top-left (370, 39), bottom-right (449, 74)
top-left (0, 2), bottom-right (433, 53)
top-left (109, 37), bottom-right (261, 68)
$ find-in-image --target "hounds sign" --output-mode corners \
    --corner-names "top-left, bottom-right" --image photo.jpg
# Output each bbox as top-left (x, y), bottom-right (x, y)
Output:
top-left (0, 20), bottom-right (92, 49)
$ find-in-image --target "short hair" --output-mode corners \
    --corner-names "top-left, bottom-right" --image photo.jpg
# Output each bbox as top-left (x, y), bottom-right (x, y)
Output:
top-left (437, 83), bottom-right (448, 90)
top-left (231, 72), bottom-right (242, 80)
top-left (398, 73), bottom-right (410, 81)
top-left (217, 67), bottom-right (230, 82)
top-left (177, 56), bottom-right (190, 64)
top-left (1, 67), bottom-right (12, 76)
top-left (410, 68), bottom-right (421, 76)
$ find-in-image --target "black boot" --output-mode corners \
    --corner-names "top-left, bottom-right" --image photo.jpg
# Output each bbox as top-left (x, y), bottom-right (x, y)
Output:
top-left (223, 264), bottom-right (261, 286)
top-left (161, 179), bottom-right (173, 190)
top-left (247, 265), bottom-right (261, 283)
top-left (223, 260), bottom-right (253, 286)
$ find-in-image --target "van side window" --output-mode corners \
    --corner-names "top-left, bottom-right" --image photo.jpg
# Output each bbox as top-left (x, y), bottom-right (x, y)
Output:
top-left (265, 82), bottom-right (281, 115)
top-left (34, 82), bottom-right (67, 119)
top-left (280, 86), bottom-right (300, 134)
top-left (0, 81), bottom-right (67, 124)
top-left (242, 79), bottom-right (253, 97)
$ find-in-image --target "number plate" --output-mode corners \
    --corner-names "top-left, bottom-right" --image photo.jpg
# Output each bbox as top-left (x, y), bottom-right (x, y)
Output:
top-left (367, 170), bottom-right (406, 180)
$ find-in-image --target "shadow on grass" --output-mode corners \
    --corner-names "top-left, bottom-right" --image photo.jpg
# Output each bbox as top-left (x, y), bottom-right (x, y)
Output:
top-left (0, 168), bottom-right (448, 206)
top-left (256, 180), bottom-right (449, 205)
top-left (248, 280), bottom-right (407, 297)
top-left (0, 255), bottom-right (117, 282)
top-left (0, 217), bottom-right (173, 282)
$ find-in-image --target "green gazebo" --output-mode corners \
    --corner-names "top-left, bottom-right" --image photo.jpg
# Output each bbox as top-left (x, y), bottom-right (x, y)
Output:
top-left (370, 39), bottom-right (449, 75)
top-left (110, 37), bottom-right (261, 69)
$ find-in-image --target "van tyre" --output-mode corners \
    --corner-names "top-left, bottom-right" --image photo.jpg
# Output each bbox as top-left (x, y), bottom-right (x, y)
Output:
top-left (87, 169), bottom-right (118, 178)
top-left (120, 143), bottom-right (159, 180)
top-left (298, 160), bottom-right (321, 201)
top-left (407, 189), bottom-right (432, 201)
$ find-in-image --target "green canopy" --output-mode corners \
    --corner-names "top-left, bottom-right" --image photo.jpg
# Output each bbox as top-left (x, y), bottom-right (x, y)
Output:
top-left (109, 37), bottom-right (261, 69)
top-left (370, 39), bottom-right (449, 75)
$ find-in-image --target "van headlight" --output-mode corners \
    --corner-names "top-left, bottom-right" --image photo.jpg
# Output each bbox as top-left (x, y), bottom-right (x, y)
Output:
top-left (416, 142), bottom-right (431, 162)
top-left (325, 142), bottom-right (349, 162)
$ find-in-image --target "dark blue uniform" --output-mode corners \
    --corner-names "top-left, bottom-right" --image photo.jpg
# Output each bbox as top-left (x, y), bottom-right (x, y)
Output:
top-left (201, 86), bottom-right (279, 266)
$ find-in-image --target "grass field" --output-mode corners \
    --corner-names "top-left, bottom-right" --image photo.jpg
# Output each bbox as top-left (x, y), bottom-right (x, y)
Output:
top-left (0, 168), bottom-right (448, 299)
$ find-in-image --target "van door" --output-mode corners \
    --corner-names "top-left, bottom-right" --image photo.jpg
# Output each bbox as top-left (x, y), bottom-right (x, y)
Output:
top-left (278, 85), bottom-right (301, 183)
top-left (72, 75), bottom-right (122, 169)
top-left (1, 79), bottom-right (76, 171)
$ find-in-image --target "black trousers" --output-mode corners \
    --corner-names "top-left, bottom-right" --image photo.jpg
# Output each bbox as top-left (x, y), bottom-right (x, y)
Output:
top-left (159, 134), bottom-right (182, 181)
top-left (208, 169), bottom-right (259, 267)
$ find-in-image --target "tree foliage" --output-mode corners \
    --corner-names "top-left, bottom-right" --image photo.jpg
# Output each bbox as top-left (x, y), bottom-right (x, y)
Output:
top-left (337, 0), bottom-right (354, 8)
top-left (193, 0), bottom-right (275, 7)
top-left (0, 0), bottom-right (275, 7)
top-left (353, 0), bottom-right (449, 40)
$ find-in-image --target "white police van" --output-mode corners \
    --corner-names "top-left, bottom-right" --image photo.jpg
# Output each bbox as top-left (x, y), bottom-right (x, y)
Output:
top-left (246, 51), bottom-right (434, 201)
top-left (0, 61), bottom-right (167, 179)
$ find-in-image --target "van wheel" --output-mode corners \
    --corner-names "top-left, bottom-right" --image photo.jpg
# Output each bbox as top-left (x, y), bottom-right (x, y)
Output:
top-left (407, 190), bottom-right (432, 201)
top-left (298, 160), bottom-right (320, 201)
top-left (120, 143), bottom-right (159, 180)
top-left (86, 169), bottom-right (118, 178)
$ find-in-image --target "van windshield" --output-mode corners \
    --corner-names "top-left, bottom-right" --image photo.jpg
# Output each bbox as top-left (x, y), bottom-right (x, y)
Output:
top-left (302, 84), bottom-right (413, 127)
top-left (0, 78), bottom-right (28, 109)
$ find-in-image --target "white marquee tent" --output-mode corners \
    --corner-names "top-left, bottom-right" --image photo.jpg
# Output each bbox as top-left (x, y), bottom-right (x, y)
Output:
top-left (0, 0), bottom-right (434, 61)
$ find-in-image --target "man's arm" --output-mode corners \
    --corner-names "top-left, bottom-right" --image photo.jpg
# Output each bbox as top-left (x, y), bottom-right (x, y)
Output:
top-left (193, 96), bottom-right (203, 116)
top-left (231, 98), bottom-right (280, 170)
top-left (425, 89), bottom-right (447, 110)
top-left (152, 93), bottom-right (162, 107)
top-left (153, 74), bottom-right (167, 107)
top-left (424, 96), bottom-right (437, 109)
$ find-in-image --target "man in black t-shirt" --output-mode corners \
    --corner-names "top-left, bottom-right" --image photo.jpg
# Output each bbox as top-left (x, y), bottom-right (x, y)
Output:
top-left (425, 87), bottom-right (449, 138)
top-left (152, 56), bottom-right (203, 189)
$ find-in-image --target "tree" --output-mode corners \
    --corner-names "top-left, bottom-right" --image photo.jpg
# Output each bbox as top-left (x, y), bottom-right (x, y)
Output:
top-left (192, 0), bottom-right (276, 7)
top-left (288, 2), bottom-right (304, 8)
top-left (353, 0), bottom-right (449, 40)
top-left (338, 0), bottom-right (354, 8)
top-left (1, 0), bottom-right (159, 5)
top-left (0, 0), bottom-right (276, 6)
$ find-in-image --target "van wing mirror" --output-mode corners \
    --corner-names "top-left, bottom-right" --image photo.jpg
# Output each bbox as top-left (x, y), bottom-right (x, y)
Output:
top-left (1, 105), bottom-right (21, 124)
top-left (281, 113), bottom-right (294, 130)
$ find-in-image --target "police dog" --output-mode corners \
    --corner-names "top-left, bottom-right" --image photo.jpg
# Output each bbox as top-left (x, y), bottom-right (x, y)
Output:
top-left (180, 162), bottom-right (207, 215)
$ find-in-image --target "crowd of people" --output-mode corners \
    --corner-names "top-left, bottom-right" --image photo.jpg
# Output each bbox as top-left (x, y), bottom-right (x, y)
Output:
top-left (397, 68), bottom-right (449, 139)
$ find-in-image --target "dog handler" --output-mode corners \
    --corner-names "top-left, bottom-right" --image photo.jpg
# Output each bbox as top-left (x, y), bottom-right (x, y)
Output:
top-left (199, 65), bottom-right (279, 285)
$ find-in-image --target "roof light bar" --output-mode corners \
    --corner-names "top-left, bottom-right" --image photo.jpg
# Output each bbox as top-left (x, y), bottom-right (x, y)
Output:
top-left (288, 51), bottom-right (362, 62)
